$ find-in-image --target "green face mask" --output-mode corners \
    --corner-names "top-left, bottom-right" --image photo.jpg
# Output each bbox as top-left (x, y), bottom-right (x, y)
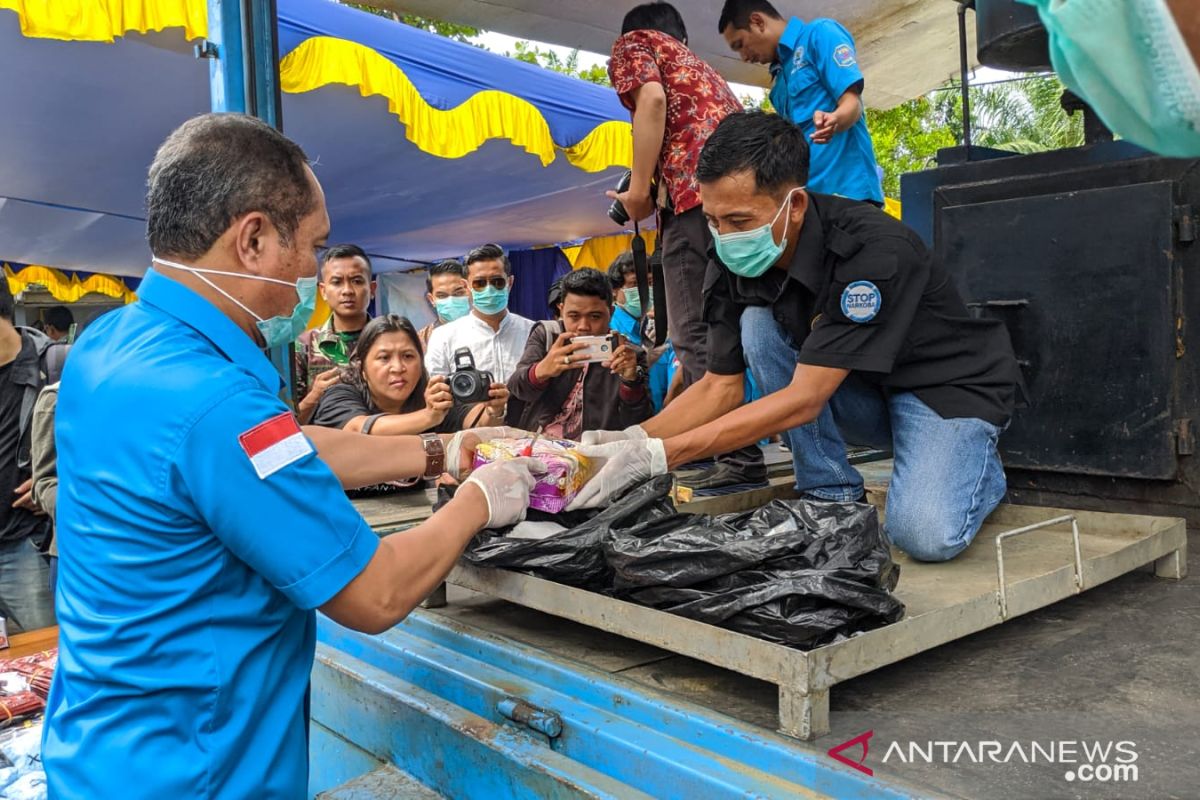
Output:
top-left (621, 286), bottom-right (652, 318)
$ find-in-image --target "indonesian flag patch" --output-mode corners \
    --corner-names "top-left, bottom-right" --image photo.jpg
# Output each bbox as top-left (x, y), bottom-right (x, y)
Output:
top-left (238, 412), bottom-right (313, 479)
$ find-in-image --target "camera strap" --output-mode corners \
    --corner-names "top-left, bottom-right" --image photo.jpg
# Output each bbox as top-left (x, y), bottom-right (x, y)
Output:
top-left (631, 223), bottom-right (668, 347)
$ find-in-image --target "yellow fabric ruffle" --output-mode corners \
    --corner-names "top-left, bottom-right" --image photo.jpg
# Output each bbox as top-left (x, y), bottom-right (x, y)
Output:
top-left (568, 230), bottom-right (657, 272)
top-left (0, 0), bottom-right (205, 42)
top-left (280, 36), bottom-right (631, 172)
top-left (4, 263), bottom-right (138, 304)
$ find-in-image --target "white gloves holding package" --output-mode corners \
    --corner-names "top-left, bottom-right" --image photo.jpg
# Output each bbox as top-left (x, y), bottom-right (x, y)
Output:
top-left (566, 438), bottom-right (668, 510)
top-left (579, 425), bottom-right (648, 446)
top-left (464, 457), bottom-right (546, 528)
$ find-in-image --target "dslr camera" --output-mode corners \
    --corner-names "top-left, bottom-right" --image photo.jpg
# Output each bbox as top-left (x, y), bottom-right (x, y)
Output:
top-left (608, 170), bottom-right (658, 226)
top-left (449, 348), bottom-right (494, 404)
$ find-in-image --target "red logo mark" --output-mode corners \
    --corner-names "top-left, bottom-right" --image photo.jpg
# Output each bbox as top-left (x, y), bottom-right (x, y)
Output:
top-left (827, 730), bottom-right (874, 776)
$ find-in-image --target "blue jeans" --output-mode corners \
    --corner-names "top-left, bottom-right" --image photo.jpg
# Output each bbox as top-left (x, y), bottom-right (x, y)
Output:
top-left (0, 537), bottom-right (56, 632)
top-left (740, 306), bottom-right (1008, 562)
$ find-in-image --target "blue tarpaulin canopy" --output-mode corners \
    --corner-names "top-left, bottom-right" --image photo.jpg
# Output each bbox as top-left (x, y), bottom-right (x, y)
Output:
top-left (0, 0), bottom-right (633, 277)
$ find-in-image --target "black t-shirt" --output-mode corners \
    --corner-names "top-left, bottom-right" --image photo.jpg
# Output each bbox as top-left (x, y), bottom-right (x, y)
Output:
top-left (703, 194), bottom-right (1020, 426)
top-left (312, 381), bottom-right (472, 433)
top-left (0, 344), bottom-right (46, 542)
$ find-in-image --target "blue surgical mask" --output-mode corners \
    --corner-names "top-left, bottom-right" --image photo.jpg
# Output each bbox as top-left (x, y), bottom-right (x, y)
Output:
top-left (152, 256), bottom-right (317, 348)
top-left (471, 285), bottom-right (510, 315)
top-left (1020, 0), bottom-right (1200, 157)
top-left (621, 286), bottom-right (652, 318)
top-left (434, 295), bottom-right (471, 322)
top-left (708, 190), bottom-right (798, 278)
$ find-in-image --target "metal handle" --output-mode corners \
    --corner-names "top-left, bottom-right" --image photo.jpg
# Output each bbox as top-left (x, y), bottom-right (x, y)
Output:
top-left (995, 515), bottom-right (1083, 619)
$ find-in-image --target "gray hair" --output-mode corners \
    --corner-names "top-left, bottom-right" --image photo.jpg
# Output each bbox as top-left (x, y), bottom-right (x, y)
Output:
top-left (146, 113), bottom-right (316, 259)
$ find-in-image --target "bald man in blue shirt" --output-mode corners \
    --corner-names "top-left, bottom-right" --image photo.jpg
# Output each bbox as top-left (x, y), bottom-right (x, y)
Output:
top-left (719, 0), bottom-right (884, 205)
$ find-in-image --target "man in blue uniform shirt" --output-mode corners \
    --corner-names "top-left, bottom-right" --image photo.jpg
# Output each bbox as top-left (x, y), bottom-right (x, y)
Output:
top-left (43, 114), bottom-right (540, 799)
top-left (718, 0), bottom-right (884, 205)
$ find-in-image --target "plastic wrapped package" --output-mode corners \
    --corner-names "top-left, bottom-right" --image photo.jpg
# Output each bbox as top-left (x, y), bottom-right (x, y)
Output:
top-left (1, 771), bottom-right (45, 800)
top-left (472, 437), bottom-right (594, 514)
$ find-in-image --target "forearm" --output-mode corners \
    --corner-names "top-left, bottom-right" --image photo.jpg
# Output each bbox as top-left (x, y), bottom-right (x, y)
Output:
top-left (641, 373), bottom-right (743, 439)
top-left (303, 425), bottom-right (427, 488)
top-left (509, 362), bottom-right (546, 402)
top-left (32, 480), bottom-right (56, 519)
top-left (663, 385), bottom-right (822, 467)
top-left (323, 485), bottom-right (489, 633)
top-left (835, 89), bottom-right (863, 128)
top-left (346, 410), bottom-right (437, 437)
top-left (295, 398), bottom-right (317, 425)
top-left (630, 92), bottom-right (666, 194)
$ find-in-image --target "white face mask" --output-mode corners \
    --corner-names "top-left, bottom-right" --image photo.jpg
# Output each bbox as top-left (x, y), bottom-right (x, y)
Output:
top-left (153, 256), bottom-right (318, 348)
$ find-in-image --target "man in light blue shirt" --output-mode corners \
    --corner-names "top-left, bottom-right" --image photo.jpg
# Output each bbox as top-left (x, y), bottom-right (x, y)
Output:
top-left (43, 113), bottom-right (537, 799)
top-left (718, 0), bottom-right (884, 204)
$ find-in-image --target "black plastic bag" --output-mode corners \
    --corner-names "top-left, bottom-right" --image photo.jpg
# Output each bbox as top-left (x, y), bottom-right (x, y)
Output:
top-left (608, 499), bottom-right (903, 649)
top-left (451, 474), bottom-right (677, 590)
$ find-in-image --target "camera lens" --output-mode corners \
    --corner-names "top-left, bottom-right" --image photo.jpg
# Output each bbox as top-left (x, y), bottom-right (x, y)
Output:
top-left (450, 373), bottom-right (475, 398)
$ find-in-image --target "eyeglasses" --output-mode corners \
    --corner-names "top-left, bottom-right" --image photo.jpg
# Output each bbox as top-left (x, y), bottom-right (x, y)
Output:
top-left (470, 276), bottom-right (508, 291)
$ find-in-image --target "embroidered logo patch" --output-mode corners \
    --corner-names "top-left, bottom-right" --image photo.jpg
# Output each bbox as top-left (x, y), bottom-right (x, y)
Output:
top-left (833, 43), bottom-right (856, 67)
top-left (792, 46), bottom-right (807, 69)
top-left (840, 281), bottom-right (881, 323)
top-left (238, 412), bottom-right (313, 479)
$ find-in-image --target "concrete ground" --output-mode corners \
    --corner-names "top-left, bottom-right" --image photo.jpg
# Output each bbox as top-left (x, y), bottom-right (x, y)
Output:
top-left (427, 524), bottom-right (1198, 800)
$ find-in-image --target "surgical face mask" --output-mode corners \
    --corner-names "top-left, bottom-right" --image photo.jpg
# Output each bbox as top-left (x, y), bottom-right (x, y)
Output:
top-left (1021, 0), bottom-right (1200, 157)
top-left (152, 256), bottom-right (317, 348)
top-left (621, 285), bottom-right (652, 318)
top-left (708, 190), bottom-right (798, 278)
top-left (471, 284), bottom-right (510, 315)
top-left (434, 295), bottom-right (471, 322)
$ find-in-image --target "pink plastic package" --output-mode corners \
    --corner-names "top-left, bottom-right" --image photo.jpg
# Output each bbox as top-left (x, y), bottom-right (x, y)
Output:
top-left (472, 437), bottom-right (594, 514)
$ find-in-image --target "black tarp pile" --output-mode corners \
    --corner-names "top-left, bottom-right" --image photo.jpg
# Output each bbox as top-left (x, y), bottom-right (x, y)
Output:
top-left (449, 475), bottom-right (904, 649)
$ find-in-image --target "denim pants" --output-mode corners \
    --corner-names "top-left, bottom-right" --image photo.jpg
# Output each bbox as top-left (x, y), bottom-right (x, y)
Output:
top-left (740, 306), bottom-right (1007, 562)
top-left (0, 536), bottom-right (55, 632)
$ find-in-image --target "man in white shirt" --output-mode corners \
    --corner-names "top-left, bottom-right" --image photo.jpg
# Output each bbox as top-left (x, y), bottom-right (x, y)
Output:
top-left (425, 244), bottom-right (534, 384)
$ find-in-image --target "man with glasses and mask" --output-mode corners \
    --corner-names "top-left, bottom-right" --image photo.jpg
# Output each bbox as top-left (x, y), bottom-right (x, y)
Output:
top-left (424, 243), bottom-right (534, 384)
top-left (42, 114), bottom-right (541, 798)
top-left (418, 259), bottom-right (471, 351)
top-left (576, 112), bottom-right (1021, 564)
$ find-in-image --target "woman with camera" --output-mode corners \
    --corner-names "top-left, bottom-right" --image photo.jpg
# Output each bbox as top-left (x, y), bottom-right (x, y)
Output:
top-left (312, 315), bottom-right (509, 439)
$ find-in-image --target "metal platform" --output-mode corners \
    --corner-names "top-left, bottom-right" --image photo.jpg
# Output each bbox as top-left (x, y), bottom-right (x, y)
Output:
top-left (441, 496), bottom-right (1186, 741)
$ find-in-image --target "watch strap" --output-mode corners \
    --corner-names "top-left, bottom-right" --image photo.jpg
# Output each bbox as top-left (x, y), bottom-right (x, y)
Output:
top-left (419, 432), bottom-right (446, 480)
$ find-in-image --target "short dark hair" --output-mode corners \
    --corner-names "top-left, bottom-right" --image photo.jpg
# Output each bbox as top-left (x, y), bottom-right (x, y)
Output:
top-left (546, 276), bottom-right (565, 316)
top-left (717, 0), bottom-right (782, 33)
top-left (345, 314), bottom-right (428, 415)
top-left (321, 244), bottom-right (372, 280)
top-left (621, 2), bottom-right (688, 43)
top-left (697, 111), bottom-right (810, 195)
top-left (427, 259), bottom-right (465, 293)
top-left (147, 113), bottom-right (317, 260)
top-left (607, 252), bottom-right (636, 289)
top-left (44, 305), bottom-right (74, 332)
top-left (0, 275), bottom-right (13, 323)
top-left (465, 243), bottom-right (511, 276)
top-left (560, 268), bottom-right (614, 306)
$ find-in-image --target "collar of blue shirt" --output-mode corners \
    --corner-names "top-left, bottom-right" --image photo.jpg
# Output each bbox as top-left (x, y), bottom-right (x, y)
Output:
top-left (776, 17), bottom-right (807, 63)
top-left (138, 268), bottom-right (283, 393)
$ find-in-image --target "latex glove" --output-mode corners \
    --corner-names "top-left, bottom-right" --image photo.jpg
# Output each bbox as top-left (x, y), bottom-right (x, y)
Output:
top-left (464, 457), bottom-right (546, 528)
top-left (566, 439), bottom-right (667, 511)
top-left (579, 424), bottom-right (648, 446)
top-left (446, 426), bottom-right (533, 478)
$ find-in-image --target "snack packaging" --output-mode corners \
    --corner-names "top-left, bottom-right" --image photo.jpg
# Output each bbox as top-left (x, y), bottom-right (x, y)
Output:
top-left (472, 437), bottom-right (593, 514)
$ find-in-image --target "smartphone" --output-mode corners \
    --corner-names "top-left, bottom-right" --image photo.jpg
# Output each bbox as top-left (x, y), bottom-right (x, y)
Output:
top-left (571, 334), bottom-right (615, 363)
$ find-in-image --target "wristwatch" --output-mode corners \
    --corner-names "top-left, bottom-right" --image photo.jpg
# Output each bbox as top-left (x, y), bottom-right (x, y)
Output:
top-left (419, 432), bottom-right (446, 480)
top-left (620, 366), bottom-right (647, 385)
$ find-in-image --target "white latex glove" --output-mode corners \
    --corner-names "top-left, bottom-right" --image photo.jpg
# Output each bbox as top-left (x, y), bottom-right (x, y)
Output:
top-left (566, 439), bottom-right (668, 511)
top-left (463, 457), bottom-right (546, 528)
top-left (579, 424), bottom-right (648, 447)
top-left (446, 426), bottom-right (534, 478)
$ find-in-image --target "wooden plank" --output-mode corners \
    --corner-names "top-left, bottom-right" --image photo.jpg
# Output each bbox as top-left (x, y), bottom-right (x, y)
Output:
top-left (4, 625), bottom-right (58, 659)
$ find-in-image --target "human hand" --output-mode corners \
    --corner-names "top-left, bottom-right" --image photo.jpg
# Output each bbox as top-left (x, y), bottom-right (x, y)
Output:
top-left (566, 439), bottom-right (667, 510)
top-left (301, 369), bottom-right (340, 410)
top-left (445, 426), bottom-right (534, 478)
top-left (605, 335), bottom-right (639, 381)
top-left (485, 383), bottom-right (509, 417)
top-left (424, 375), bottom-right (453, 424)
top-left (579, 424), bottom-right (648, 446)
top-left (11, 479), bottom-right (42, 515)
top-left (811, 110), bottom-right (839, 144)
top-left (463, 457), bottom-right (547, 528)
top-left (535, 332), bottom-right (588, 381)
top-left (605, 187), bottom-right (655, 223)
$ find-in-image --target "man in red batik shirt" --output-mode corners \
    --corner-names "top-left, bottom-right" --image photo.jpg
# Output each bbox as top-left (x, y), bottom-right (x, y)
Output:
top-left (606, 1), bottom-right (766, 489)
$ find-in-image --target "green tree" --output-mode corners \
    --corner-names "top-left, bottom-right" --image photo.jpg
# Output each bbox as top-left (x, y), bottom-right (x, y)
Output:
top-left (507, 41), bottom-right (610, 86)
top-left (866, 97), bottom-right (957, 199)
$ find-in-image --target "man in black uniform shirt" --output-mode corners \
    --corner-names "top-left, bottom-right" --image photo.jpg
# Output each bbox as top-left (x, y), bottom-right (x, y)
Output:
top-left (578, 111), bottom-right (1021, 562)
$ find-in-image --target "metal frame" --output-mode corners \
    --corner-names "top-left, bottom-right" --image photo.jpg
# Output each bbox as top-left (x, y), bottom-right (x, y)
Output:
top-left (443, 497), bottom-right (1186, 741)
